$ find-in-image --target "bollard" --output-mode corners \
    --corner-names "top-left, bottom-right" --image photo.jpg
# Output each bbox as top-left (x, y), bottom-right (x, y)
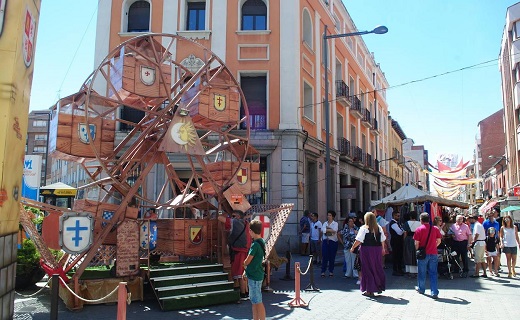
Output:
top-left (117, 282), bottom-right (128, 320)
top-left (304, 255), bottom-right (320, 292)
top-left (50, 274), bottom-right (59, 320)
top-left (280, 250), bottom-right (294, 281)
top-left (288, 262), bottom-right (307, 307)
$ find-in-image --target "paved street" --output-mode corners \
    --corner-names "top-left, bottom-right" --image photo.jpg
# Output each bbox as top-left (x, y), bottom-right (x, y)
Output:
top-left (14, 251), bottom-right (520, 320)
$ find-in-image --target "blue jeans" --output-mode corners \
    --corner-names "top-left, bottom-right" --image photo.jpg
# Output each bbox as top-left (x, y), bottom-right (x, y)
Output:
top-left (321, 240), bottom-right (338, 273)
top-left (417, 254), bottom-right (439, 296)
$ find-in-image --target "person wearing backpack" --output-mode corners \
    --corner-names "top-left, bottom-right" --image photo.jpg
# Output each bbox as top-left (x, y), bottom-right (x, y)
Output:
top-left (218, 210), bottom-right (251, 300)
top-left (243, 220), bottom-right (266, 320)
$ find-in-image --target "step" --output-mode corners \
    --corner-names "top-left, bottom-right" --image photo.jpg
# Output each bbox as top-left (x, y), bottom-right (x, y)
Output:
top-left (160, 289), bottom-right (240, 311)
top-left (155, 280), bottom-right (234, 298)
top-left (151, 271), bottom-right (229, 288)
top-left (149, 264), bottom-right (224, 278)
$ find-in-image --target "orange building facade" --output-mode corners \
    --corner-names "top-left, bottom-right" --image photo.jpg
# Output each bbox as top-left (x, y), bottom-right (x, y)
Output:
top-left (95, 0), bottom-right (391, 248)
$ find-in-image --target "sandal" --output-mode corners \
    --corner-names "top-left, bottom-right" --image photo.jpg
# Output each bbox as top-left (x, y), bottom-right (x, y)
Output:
top-left (321, 273), bottom-right (325, 278)
top-left (362, 292), bottom-right (374, 297)
top-left (329, 274), bottom-right (334, 277)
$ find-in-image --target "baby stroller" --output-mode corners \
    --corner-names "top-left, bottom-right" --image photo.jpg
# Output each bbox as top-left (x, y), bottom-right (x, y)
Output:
top-left (437, 239), bottom-right (463, 279)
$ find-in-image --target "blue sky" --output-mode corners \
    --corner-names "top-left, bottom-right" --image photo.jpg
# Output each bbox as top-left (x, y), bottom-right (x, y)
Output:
top-left (345, 0), bottom-right (518, 162)
top-left (30, 0), bottom-right (518, 162)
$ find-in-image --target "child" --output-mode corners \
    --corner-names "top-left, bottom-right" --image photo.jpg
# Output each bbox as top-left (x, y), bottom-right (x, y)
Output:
top-left (485, 227), bottom-right (500, 277)
top-left (243, 220), bottom-right (266, 320)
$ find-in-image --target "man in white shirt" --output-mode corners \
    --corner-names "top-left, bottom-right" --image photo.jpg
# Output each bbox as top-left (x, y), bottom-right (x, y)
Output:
top-left (469, 214), bottom-right (487, 278)
top-left (310, 213), bottom-right (322, 265)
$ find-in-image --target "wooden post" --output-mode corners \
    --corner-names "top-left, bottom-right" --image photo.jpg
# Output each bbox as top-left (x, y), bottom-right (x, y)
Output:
top-left (117, 282), bottom-right (128, 320)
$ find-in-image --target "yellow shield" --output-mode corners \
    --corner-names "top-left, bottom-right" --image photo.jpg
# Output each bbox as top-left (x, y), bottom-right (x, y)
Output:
top-left (213, 93), bottom-right (226, 111)
top-left (189, 226), bottom-right (203, 245)
top-left (237, 167), bottom-right (248, 185)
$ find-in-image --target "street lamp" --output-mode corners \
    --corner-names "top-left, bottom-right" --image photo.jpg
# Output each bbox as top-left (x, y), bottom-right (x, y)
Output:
top-left (323, 24), bottom-right (388, 211)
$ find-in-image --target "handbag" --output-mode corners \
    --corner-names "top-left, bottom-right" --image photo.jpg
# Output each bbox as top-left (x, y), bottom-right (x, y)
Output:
top-left (416, 225), bottom-right (432, 260)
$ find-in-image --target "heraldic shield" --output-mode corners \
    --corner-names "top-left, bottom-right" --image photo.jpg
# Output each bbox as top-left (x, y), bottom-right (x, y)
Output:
top-left (189, 225), bottom-right (203, 245)
top-left (78, 123), bottom-right (96, 144)
top-left (140, 65), bottom-right (156, 86)
top-left (59, 212), bottom-right (94, 254)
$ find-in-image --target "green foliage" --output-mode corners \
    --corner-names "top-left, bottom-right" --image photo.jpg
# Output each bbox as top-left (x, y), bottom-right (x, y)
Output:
top-left (16, 239), bottom-right (41, 276)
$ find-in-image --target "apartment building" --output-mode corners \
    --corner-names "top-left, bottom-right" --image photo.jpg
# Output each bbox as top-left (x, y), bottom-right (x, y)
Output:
top-left (78, 0), bottom-right (392, 248)
top-left (402, 138), bottom-right (429, 191)
top-left (475, 110), bottom-right (506, 199)
top-left (500, 3), bottom-right (520, 197)
top-left (26, 110), bottom-right (52, 187)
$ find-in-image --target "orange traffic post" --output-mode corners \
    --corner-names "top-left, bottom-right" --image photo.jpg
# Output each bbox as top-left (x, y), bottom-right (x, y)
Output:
top-left (117, 282), bottom-right (128, 320)
top-left (288, 262), bottom-right (307, 307)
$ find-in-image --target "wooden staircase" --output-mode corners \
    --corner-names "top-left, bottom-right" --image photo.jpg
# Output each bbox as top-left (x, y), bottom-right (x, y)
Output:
top-left (149, 263), bottom-right (239, 311)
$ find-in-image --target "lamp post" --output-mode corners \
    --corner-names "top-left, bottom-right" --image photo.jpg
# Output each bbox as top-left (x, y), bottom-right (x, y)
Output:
top-left (377, 156), bottom-right (396, 198)
top-left (323, 24), bottom-right (388, 211)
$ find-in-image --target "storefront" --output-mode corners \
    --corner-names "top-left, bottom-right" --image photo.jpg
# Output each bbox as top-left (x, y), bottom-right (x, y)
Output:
top-left (39, 182), bottom-right (77, 209)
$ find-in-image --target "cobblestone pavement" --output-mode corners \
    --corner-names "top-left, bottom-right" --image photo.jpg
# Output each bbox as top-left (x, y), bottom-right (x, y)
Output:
top-left (14, 251), bottom-right (520, 320)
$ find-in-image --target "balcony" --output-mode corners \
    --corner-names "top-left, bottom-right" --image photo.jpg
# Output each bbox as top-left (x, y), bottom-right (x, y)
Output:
top-left (335, 80), bottom-right (351, 106)
top-left (361, 108), bottom-right (372, 128)
top-left (351, 146), bottom-right (363, 163)
top-left (337, 137), bottom-right (351, 158)
top-left (370, 118), bottom-right (379, 135)
top-left (350, 96), bottom-right (362, 118)
top-left (365, 153), bottom-right (375, 171)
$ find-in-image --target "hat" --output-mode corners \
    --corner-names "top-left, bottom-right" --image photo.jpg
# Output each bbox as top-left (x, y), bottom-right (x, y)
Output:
top-left (376, 216), bottom-right (388, 227)
top-left (469, 214), bottom-right (478, 219)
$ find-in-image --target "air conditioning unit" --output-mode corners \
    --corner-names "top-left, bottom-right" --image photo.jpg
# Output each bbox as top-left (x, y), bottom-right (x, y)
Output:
top-left (497, 188), bottom-right (503, 196)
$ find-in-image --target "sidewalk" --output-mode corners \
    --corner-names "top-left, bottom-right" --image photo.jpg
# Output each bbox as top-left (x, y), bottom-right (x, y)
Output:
top-left (14, 251), bottom-right (520, 320)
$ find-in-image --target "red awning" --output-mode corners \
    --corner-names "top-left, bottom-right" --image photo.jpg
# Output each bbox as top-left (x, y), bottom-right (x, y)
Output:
top-left (480, 201), bottom-right (497, 214)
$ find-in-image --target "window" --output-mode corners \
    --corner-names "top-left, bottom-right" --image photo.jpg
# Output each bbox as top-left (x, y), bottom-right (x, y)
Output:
top-left (302, 9), bottom-right (312, 49)
top-left (127, 1), bottom-right (150, 32)
top-left (33, 146), bottom-right (46, 153)
top-left (187, 2), bottom-right (205, 31)
top-left (350, 124), bottom-right (356, 146)
top-left (303, 82), bottom-right (313, 120)
top-left (335, 59), bottom-right (342, 81)
top-left (515, 21), bottom-right (520, 40)
top-left (241, 75), bottom-right (267, 129)
top-left (120, 106), bottom-right (145, 131)
top-left (337, 113), bottom-right (344, 139)
top-left (241, 0), bottom-right (267, 31)
top-left (33, 120), bottom-right (47, 127)
top-left (35, 134), bottom-right (47, 141)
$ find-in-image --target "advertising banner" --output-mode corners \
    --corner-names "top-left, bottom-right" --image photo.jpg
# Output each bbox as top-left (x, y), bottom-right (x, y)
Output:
top-left (22, 155), bottom-right (42, 200)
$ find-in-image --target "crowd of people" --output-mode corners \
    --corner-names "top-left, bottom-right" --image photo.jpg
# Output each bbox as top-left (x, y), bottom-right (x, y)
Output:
top-left (298, 206), bottom-right (520, 299)
top-left (213, 205), bottom-right (519, 319)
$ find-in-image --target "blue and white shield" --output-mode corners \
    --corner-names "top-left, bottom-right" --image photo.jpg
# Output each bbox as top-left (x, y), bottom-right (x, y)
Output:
top-left (59, 212), bottom-right (94, 254)
top-left (78, 123), bottom-right (96, 144)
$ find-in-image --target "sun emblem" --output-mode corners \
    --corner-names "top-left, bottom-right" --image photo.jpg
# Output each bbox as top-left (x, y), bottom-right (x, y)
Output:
top-left (170, 118), bottom-right (198, 150)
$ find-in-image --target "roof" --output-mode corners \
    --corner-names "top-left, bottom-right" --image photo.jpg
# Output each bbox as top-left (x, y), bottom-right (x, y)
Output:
top-left (371, 184), bottom-right (469, 209)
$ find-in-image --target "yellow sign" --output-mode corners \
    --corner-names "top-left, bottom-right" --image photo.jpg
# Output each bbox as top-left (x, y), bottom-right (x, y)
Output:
top-left (53, 189), bottom-right (77, 196)
top-left (476, 198), bottom-right (485, 204)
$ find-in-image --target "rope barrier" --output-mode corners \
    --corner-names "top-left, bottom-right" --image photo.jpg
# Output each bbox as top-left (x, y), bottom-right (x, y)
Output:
top-left (15, 278), bottom-right (52, 297)
top-left (297, 255), bottom-right (314, 276)
top-left (59, 277), bottom-right (121, 303)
